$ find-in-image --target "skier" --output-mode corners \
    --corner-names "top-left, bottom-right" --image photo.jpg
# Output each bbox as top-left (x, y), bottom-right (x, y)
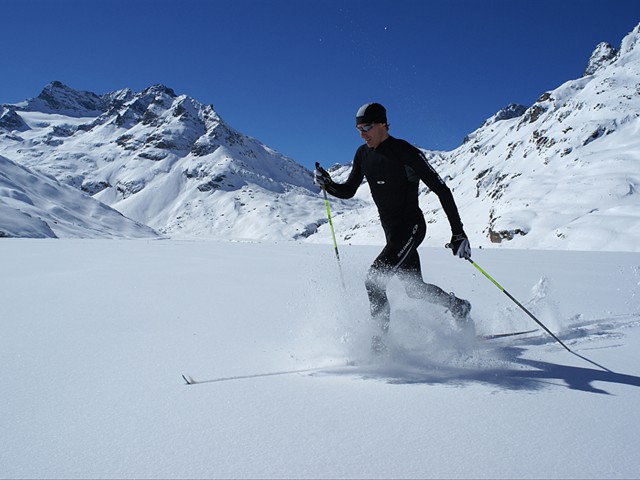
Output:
top-left (314, 102), bottom-right (472, 352)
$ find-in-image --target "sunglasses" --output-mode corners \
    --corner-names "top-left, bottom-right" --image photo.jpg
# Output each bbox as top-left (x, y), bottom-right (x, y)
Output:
top-left (356, 123), bottom-right (375, 133)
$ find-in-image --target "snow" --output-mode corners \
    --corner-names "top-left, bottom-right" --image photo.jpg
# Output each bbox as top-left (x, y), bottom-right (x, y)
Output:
top-left (0, 155), bottom-right (159, 239)
top-left (2, 239), bottom-right (639, 478)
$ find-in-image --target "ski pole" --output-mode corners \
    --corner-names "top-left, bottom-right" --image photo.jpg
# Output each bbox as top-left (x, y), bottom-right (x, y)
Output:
top-left (316, 163), bottom-right (341, 262)
top-left (316, 163), bottom-right (346, 289)
top-left (322, 187), bottom-right (341, 262)
top-left (466, 257), bottom-right (613, 372)
top-left (322, 187), bottom-right (346, 290)
top-left (466, 258), bottom-right (570, 351)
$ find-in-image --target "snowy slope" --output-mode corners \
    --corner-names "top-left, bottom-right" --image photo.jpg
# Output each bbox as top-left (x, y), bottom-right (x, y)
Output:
top-left (0, 155), bottom-right (158, 238)
top-left (440, 23), bottom-right (640, 252)
top-left (1, 239), bottom-right (639, 478)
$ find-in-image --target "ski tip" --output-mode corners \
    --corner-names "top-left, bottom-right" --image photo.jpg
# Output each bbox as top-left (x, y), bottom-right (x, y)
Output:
top-left (182, 374), bottom-right (197, 385)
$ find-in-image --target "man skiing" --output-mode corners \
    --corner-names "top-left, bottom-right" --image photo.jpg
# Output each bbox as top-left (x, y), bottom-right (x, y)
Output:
top-left (314, 102), bottom-right (472, 352)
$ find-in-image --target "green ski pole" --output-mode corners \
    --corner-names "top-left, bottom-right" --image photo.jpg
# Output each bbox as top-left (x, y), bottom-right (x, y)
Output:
top-left (466, 257), bottom-right (612, 372)
top-left (316, 163), bottom-right (345, 289)
top-left (467, 258), bottom-right (570, 351)
top-left (322, 187), bottom-right (340, 262)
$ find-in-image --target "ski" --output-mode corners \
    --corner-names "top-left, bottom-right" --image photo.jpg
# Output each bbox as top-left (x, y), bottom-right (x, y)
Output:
top-left (182, 362), bottom-right (356, 386)
top-left (182, 374), bottom-right (197, 385)
top-left (477, 329), bottom-right (539, 340)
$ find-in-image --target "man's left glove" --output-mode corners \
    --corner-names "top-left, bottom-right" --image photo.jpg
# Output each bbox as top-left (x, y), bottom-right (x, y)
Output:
top-left (449, 232), bottom-right (471, 260)
top-left (314, 164), bottom-right (332, 188)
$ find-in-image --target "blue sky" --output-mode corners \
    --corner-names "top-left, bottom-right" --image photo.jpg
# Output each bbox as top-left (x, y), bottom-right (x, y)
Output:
top-left (2, 0), bottom-right (639, 171)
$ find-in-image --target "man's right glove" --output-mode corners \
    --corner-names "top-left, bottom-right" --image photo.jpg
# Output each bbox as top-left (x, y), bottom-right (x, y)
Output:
top-left (448, 232), bottom-right (471, 260)
top-left (314, 163), bottom-right (332, 188)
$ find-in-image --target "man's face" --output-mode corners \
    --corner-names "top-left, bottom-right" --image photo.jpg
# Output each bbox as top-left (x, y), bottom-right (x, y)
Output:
top-left (357, 122), bottom-right (388, 148)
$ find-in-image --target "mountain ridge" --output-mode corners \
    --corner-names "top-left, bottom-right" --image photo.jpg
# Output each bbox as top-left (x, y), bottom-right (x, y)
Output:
top-left (1, 23), bottom-right (639, 250)
top-left (1, 80), bottom-right (328, 240)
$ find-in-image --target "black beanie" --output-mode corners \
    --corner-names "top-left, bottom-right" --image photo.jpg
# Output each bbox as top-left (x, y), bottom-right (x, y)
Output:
top-left (355, 103), bottom-right (387, 125)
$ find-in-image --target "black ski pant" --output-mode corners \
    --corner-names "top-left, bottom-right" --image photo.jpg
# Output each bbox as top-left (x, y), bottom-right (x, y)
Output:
top-left (365, 216), bottom-right (450, 333)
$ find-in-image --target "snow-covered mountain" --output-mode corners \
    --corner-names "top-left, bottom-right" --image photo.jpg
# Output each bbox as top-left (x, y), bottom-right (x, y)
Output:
top-left (321, 23), bottom-right (640, 252)
top-left (0, 155), bottom-right (158, 238)
top-left (1, 23), bottom-right (640, 250)
top-left (0, 82), bottom-right (333, 240)
top-left (435, 23), bottom-right (640, 252)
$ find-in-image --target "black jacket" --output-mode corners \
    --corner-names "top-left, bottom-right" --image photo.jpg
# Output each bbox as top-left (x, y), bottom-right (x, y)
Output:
top-left (326, 136), bottom-right (463, 236)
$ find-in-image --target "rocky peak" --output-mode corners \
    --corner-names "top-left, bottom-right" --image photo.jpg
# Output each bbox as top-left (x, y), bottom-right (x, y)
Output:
top-left (141, 84), bottom-right (178, 99)
top-left (481, 103), bottom-right (527, 128)
top-left (583, 23), bottom-right (640, 76)
top-left (0, 107), bottom-right (28, 131)
top-left (29, 81), bottom-right (106, 116)
top-left (583, 42), bottom-right (617, 76)
top-left (102, 88), bottom-right (136, 112)
top-left (619, 23), bottom-right (640, 57)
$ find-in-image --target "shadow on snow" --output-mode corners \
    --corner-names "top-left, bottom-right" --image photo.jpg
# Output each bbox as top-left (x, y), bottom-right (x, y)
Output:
top-left (345, 346), bottom-right (640, 395)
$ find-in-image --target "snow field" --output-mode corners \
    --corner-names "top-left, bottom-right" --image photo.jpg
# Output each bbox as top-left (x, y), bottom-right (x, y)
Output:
top-left (1, 239), bottom-right (639, 478)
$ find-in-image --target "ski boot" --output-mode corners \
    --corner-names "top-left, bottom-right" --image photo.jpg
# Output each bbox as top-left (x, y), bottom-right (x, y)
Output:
top-left (448, 293), bottom-right (476, 339)
top-left (448, 292), bottom-right (472, 322)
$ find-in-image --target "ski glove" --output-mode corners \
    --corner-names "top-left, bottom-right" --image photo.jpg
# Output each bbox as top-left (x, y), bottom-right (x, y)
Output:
top-left (314, 164), bottom-right (332, 188)
top-left (449, 232), bottom-right (471, 260)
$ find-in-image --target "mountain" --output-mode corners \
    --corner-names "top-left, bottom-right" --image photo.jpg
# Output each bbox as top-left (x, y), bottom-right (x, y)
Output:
top-left (0, 83), bottom-right (335, 240)
top-left (317, 23), bottom-right (640, 252)
top-left (436, 22), bottom-right (640, 251)
top-left (0, 155), bottom-right (158, 238)
top-left (1, 23), bottom-right (639, 250)
top-left (19, 80), bottom-right (106, 117)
